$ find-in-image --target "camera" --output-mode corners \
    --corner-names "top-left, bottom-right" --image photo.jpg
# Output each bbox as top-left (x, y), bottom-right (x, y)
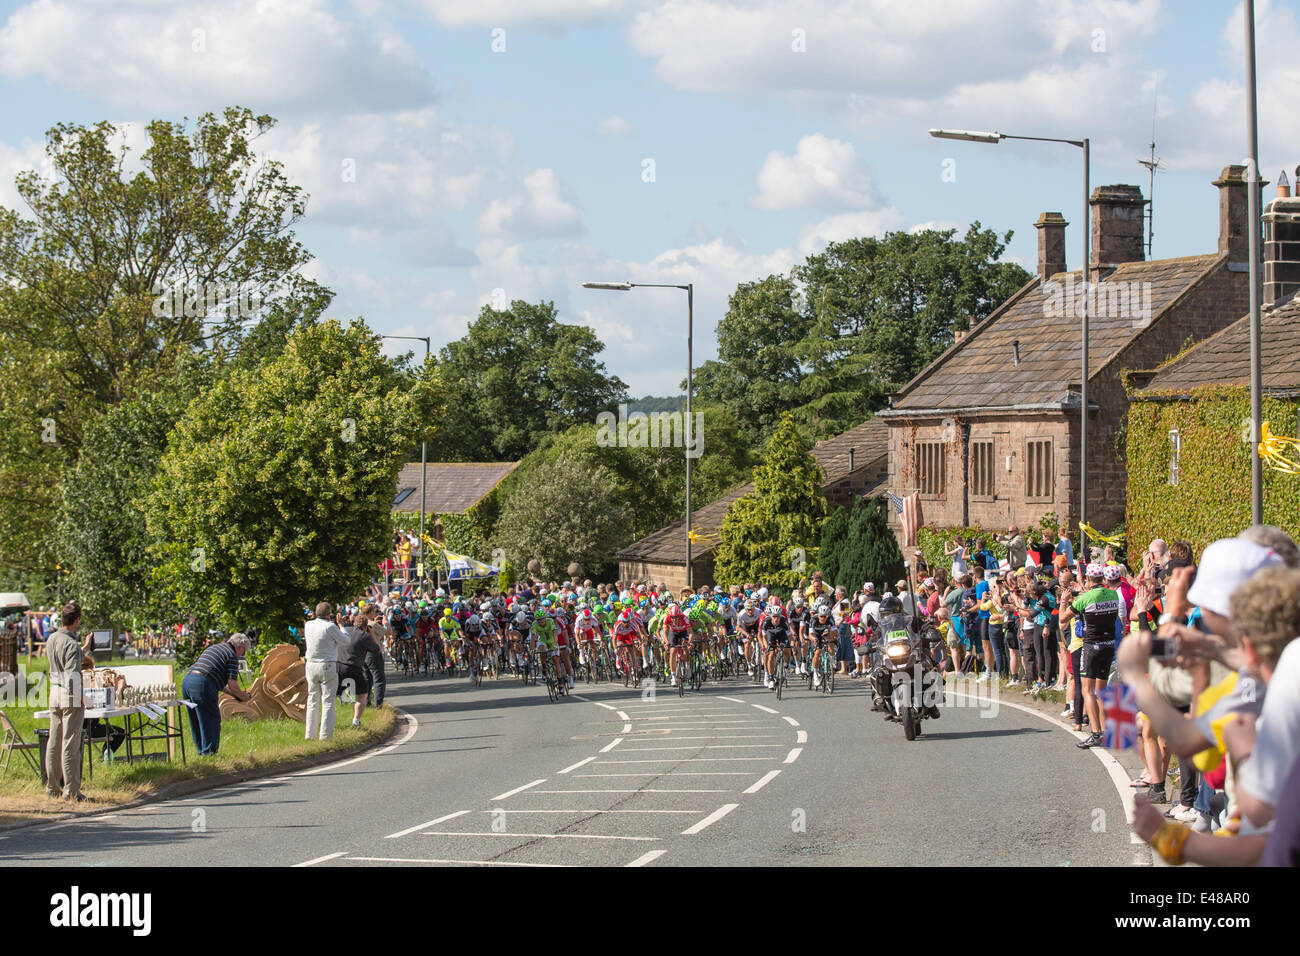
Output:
top-left (1149, 636), bottom-right (1177, 660)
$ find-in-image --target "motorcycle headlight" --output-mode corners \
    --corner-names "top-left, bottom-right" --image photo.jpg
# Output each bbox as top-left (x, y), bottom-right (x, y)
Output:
top-left (886, 642), bottom-right (910, 660)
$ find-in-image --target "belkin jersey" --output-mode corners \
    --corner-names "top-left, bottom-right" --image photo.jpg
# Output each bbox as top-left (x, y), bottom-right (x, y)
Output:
top-left (1072, 587), bottom-right (1120, 644)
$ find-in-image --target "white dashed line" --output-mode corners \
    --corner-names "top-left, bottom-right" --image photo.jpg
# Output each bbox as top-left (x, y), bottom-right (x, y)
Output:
top-left (796, 730), bottom-right (807, 744)
top-left (616, 711), bottom-right (630, 721)
top-left (293, 851), bottom-right (346, 867)
top-left (751, 704), bottom-right (779, 714)
top-left (421, 831), bottom-right (658, 842)
top-left (491, 779), bottom-right (546, 801)
top-left (557, 756), bottom-right (596, 774)
top-left (716, 696), bottom-right (745, 703)
top-left (531, 789), bottom-right (730, 794)
top-left (348, 856), bottom-right (566, 867)
top-left (682, 803), bottom-right (739, 835)
top-left (784, 748), bottom-right (803, 764)
top-left (600, 737), bottom-right (624, 752)
top-left (622, 723), bottom-right (632, 732)
top-left (626, 849), bottom-right (667, 867)
top-left (386, 809), bottom-right (472, 839)
top-left (571, 696), bottom-right (617, 710)
top-left (782, 716), bottom-right (799, 727)
top-left (743, 770), bottom-right (782, 794)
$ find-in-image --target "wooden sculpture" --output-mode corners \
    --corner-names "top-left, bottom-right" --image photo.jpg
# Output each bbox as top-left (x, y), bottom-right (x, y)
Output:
top-left (218, 644), bottom-right (309, 723)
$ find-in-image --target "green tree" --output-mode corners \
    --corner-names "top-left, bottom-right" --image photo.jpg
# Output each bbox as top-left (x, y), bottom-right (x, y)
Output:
top-left (437, 300), bottom-right (628, 461)
top-left (714, 413), bottom-right (830, 586)
top-left (145, 319), bottom-right (441, 640)
top-left (494, 453), bottom-right (632, 580)
top-left (0, 107), bottom-right (329, 572)
top-left (816, 505), bottom-right (851, 588)
top-left (829, 496), bottom-right (906, 592)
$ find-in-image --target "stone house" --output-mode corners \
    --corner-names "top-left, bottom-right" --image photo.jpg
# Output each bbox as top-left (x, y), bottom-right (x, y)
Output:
top-left (875, 166), bottom-right (1259, 547)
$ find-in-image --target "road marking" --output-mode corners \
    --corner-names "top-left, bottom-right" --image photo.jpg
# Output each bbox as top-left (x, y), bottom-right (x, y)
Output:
top-left (744, 770), bottom-right (782, 794)
top-left (481, 809), bottom-right (701, 814)
top-left (557, 756), bottom-right (597, 774)
top-left (626, 850), bottom-right (667, 867)
top-left (616, 744), bottom-right (785, 751)
top-left (784, 747), bottom-right (802, 764)
top-left (947, 689), bottom-right (1154, 865)
top-left (782, 716), bottom-right (799, 727)
top-left (572, 696), bottom-right (617, 710)
top-left (386, 809), bottom-right (472, 839)
top-left (616, 711), bottom-right (630, 721)
top-left (600, 737), bottom-right (624, 752)
top-left (421, 831), bottom-right (658, 842)
top-left (293, 851), bottom-right (346, 867)
top-left (348, 856), bottom-right (566, 867)
top-left (682, 803), bottom-right (739, 835)
top-left (622, 723), bottom-right (632, 732)
top-left (531, 789), bottom-right (730, 794)
top-left (491, 779), bottom-right (546, 801)
top-left (636, 734), bottom-right (783, 740)
top-left (577, 772), bottom-right (753, 777)
top-left (293, 708), bottom-right (419, 776)
top-left (596, 757), bottom-right (777, 763)
top-left (796, 730), bottom-right (807, 744)
top-left (752, 704), bottom-right (779, 714)
top-left (717, 696), bottom-right (745, 703)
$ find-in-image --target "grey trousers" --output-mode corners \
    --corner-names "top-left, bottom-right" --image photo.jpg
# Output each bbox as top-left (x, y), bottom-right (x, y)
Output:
top-left (46, 705), bottom-right (84, 798)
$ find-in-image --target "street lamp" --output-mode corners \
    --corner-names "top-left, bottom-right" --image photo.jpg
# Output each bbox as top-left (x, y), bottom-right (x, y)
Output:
top-left (582, 281), bottom-right (695, 587)
top-left (1244, 0), bottom-right (1264, 525)
top-left (381, 334), bottom-right (432, 578)
top-left (928, 126), bottom-right (1092, 558)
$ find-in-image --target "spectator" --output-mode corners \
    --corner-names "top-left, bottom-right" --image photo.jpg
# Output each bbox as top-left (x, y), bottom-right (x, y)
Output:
top-left (304, 602), bottom-right (349, 740)
top-left (337, 613), bottom-right (382, 728)
top-left (1055, 528), bottom-right (1075, 568)
top-left (362, 607), bottom-right (387, 707)
top-left (945, 537), bottom-right (968, 580)
top-left (45, 602), bottom-right (92, 800)
top-left (180, 633), bottom-right (252, 757)
top-left (999, 525), bottom-right (1028, 569)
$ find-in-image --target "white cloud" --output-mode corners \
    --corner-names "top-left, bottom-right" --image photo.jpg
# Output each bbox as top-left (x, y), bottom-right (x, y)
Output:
top-left (596, 114), bottom-right (633, 137)
top-left (416, 0), bottom-right (631, 28)
top-left (753, 134), bottom-right (882, 211)
top-left (477, 168), bottom-right (583, 239)
top-left (0, 0), bottom-right (432, 112)
top-left (796, 208), bottom-right (908, 257)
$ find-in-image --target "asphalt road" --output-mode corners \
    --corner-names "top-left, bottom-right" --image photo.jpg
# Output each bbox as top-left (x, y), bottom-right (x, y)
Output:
top-left (0, 664), bottom-right (1148, 867)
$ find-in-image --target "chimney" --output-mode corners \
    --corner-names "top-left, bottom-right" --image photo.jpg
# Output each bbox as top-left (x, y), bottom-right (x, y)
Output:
top-left (848, 447), bottom-right (856, 472)
top-left (1263, 168), bottom-right (1300, 306)
top-left (1089, 185), bottom-right (1146, 282)
top-left (1214, 165), bottom-right (1253, 263)
top-left (1034, 212), bottom-right (1068, 282)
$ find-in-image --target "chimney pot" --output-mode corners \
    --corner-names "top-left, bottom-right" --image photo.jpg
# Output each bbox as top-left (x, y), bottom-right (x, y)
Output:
top-left (1263, 184), bottom-right (1300, 306)
top-left (848, 447), bottom-right (856, 472)
top-left (1089, 185), bottom-right (1146, 283)
top-left (1213, 164), bottom-right (1267, 263)
top-left (1034, 212), bottom-right (1068, 282)
top-left (1279, 169), bottom-right (1292, 199)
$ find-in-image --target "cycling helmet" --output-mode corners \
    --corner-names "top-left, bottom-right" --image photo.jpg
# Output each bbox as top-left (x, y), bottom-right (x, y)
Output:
top-left (880, 595), bottom-right (902, 614)
top-left (791, 593), bottom-right (804, 606)
top-left (480, 602), bottom-right (492, 613)
top-left (534, 608), bottom-right (548, 620)
top-left (743, 599), bottom-right (754, 610)
top-left (1103, 564), bottom-right (1123, 582)
top-left (436, 588), bottom-right (446, 598)
top-left (618, 609), bottom-right (633, 624)
top-left (816, 604), bottom-right (831, 618)
top-left (442, 608), bottom-right (453, 617)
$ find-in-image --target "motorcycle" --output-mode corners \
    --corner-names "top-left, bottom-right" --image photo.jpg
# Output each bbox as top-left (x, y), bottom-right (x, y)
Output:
top-left (878, 626), bottom-right (944, 741)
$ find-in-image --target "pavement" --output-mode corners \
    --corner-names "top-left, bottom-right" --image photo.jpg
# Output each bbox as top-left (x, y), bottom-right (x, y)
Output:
top-left (0, 663), bottom-right (1148, 866)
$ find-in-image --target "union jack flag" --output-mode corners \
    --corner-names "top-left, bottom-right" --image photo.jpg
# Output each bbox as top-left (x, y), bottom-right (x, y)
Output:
top-left (888, 491), bottom-right (921, 547)
top-left (1097, 682), bottom-right (1139, 750)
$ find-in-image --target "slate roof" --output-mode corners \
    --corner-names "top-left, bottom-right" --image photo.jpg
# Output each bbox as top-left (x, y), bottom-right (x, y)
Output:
top-left (392, 461), bottom-right (520, 515)
top-left (881, 255), bottom-right (1222, 413)
top-left (1133, 294), bottom-right (1300, 396)
top-left (617, 418), bottom-right (889, 564)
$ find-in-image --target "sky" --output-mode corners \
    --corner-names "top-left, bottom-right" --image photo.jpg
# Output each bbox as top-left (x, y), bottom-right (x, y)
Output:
top-left (0, 0), bottom-right (1296, 396)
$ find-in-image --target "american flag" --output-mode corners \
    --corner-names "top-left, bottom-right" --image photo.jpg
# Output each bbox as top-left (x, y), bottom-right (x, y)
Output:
top-left (1097, 683), bottom-right (1139, 750)
top-left (888, 491), bottom-right (921, 547)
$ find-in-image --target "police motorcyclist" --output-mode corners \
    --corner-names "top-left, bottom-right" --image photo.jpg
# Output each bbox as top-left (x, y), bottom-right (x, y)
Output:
top-left (870, 594), bottom-right (943, 720)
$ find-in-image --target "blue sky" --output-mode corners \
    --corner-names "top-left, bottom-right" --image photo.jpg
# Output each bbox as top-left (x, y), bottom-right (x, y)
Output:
top-left (1, 0), bottom-right (1296, 395)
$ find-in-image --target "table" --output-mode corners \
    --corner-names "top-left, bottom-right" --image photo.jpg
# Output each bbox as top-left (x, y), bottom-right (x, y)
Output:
top-left (123, 700), bottom-right (192, 766)
top-left (34, 706), bottom-right (138, 780)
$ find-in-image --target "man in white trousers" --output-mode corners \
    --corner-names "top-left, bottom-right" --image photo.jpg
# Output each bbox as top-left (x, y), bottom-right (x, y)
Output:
top-left (304, 602), bottom-right (349, 740)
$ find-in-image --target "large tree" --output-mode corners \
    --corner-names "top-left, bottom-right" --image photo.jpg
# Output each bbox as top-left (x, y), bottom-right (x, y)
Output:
top-left (697, 224), bottom-right (1032, 443)
top-left (436, 299), bottom-right (628, 461)
top-left (0, 107), bottom-right (328, 574)
top-left (818, 496), bottom-right (905, 593)
top-left (714, 412), bottom-right (830, 587)
top-left (145, 320), bottom-right (441, 639)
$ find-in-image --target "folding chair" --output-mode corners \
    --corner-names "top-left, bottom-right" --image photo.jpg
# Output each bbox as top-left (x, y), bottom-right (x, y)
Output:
top-left (0, 710), bottom-right (43, 779)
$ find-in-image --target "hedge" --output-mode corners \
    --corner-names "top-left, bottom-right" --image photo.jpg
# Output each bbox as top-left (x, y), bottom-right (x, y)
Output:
top-left (914, 510), bottom-right (1069, 576)
top-left (1125, 385), bottom-right (1300, 563)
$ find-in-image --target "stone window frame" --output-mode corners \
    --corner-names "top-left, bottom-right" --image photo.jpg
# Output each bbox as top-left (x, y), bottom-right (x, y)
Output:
top-left (1025, 437), bottom-right (1054, 502)
top-left (970, 438), bottom-right (996, 501)
top-left (915, 440), bottom-right (946, 500)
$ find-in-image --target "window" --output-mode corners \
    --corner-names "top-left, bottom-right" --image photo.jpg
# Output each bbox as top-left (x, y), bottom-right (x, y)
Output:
top-left (971, 440), bottom-right (995, 497)
top-left (1026, 439), bottom-right (1053, 499)
top-left (916, 441), bottom-right (946, 496)
top-left (1168, 429), bottom-right (1181, 486)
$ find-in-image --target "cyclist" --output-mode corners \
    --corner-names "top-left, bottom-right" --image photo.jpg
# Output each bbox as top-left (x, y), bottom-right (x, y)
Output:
top-left (736, 599), bottom-right (762, 678)
top-left (532, 607), bottom-right (564, 688)
top-left (507, 607), bottom-right (532, 678)
top-left (660, 603), bottom-right (692, 687)
top-left (574, 606), bottom-right (603, 680)
top-left (612, 608), bottom-right (643, 680)
top-left (760, 598), bottom-right (794, 691)
top-left (437, 607), bottom-right (463, 674)
top-left (808, 602), bottom-right (837, 689)
top-left (789, 593), bottom-right (810, 676)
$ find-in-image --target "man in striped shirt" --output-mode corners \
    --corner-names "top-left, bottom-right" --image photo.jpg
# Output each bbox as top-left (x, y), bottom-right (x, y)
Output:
top-left (180, 634), bottom-right (252, 756)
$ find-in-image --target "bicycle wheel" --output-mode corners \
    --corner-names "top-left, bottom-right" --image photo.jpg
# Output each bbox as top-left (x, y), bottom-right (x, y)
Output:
top-left (826, 662), bottom-right (835, 695)
top-left (775, 661), bottom-right (784, 701)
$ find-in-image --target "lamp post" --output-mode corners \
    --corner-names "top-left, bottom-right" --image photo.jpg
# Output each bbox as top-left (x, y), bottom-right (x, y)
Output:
top-left (381, 334), bottom-right (432, 577)
top-left (1244, 0), bottom-right (1264, 525)
top-left (928, 127), bottom-right (1091, 558)
top-left (583, 281), bottom-right (695, 587)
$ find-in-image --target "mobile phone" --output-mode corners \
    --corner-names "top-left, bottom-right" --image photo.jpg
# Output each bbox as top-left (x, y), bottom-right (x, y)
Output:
top-left (1149, 636), bottom-right (1177, 660)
